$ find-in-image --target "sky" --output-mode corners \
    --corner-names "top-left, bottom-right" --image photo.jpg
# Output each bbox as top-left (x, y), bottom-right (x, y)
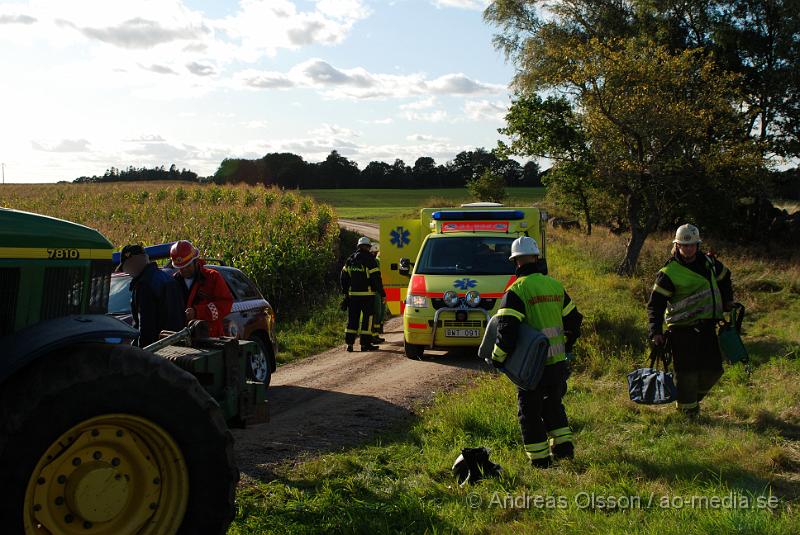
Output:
top-left (0, 0), bottom-right (518, 183)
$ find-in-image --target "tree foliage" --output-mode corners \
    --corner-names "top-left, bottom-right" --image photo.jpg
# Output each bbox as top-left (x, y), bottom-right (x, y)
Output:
top-left (487, 0), bottom-right (771, 274)
top-left (467, 169), bottom-right (508, 203)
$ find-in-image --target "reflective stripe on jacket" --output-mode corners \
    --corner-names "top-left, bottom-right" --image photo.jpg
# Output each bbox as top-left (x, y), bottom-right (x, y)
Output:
top-left (340, 250), bottom-right (385, 298)
top-left (658, 256), bottom-right (723, 328)
top-left (494, 272), bottom-right (571, 366)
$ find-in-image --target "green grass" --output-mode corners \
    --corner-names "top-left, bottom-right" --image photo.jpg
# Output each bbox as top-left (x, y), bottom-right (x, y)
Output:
top-left (274, 293), bottom-right (348, 365)
top-left (302, 188), bottom-right (546, 220)
top-left (231, 227), bottom-right (800, 534)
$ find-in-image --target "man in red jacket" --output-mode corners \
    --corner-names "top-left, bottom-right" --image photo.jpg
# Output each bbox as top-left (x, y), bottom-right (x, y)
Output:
top-left (170, 240), bottom-right (233, 337)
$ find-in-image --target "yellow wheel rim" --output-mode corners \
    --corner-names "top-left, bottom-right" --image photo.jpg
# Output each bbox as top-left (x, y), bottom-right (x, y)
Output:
top-left (24, 414), bottom-right (189, 535)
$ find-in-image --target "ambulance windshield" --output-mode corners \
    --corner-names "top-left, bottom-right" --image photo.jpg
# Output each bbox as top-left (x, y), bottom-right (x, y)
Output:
top-left (415, 236), bottom-right (516, 275)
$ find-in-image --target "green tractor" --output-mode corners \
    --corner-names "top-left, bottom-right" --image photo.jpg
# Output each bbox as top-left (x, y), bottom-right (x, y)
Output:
top-left (0, 208), bottom-right (267, 534)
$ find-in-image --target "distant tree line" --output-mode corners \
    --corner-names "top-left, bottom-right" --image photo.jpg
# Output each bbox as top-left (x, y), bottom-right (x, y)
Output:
top-left (74, 164), bottom-right (199, 183)
top-left (211, 148), bottom-right (541, 189)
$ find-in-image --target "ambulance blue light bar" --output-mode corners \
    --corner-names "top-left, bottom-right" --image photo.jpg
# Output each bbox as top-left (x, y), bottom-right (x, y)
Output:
top-left (431, 210), bottom-right (525, 221)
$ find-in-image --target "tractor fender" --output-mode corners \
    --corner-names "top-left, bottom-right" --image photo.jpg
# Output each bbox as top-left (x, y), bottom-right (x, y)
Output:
top-left (0, 315), bottom-right (139, 384)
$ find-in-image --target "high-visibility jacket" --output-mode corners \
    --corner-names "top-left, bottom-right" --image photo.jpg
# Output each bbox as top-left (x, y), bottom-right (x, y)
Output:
top-left (652, 254), bottom-right (727, 329)
top-left (492, 262), bottom-right (581, 366)
top-left (341, 249), bottom-right (385, 298)
top-left (175, 261), bottom-right (234, 337)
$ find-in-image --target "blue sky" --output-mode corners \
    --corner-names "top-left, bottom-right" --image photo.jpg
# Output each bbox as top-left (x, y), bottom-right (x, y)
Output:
top-left (0, 0), bottom-right (518, 183)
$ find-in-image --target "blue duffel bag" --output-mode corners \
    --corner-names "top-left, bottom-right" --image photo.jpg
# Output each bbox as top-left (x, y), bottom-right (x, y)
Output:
top-left (627, 344), bottom-right (677, 405)
top-left (479, 314), bottom-right (550, 391)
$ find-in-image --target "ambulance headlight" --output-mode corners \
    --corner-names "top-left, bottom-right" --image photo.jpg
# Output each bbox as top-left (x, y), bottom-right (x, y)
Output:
top-left (465, 291), bottom-right (481, 308)
top-left (443, 291), bottom-right (459, 308)
top-left (407, 294), bottom-right (428, 308)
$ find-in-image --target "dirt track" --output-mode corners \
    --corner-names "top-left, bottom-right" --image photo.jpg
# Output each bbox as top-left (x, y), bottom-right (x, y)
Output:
top-left (338, 218), bottom-right (380, 240)
top-left (232, 317), bottom-right (490, 483)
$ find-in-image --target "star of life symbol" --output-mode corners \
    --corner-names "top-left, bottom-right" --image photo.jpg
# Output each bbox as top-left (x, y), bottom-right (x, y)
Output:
top-left (453, 278), bottom-right (477, 290)
top-left (390, 226), bottom-right (411, 248)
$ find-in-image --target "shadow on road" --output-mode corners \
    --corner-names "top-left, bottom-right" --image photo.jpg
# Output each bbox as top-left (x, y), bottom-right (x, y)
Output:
top-left (234, 385), bottom-right (416, 482)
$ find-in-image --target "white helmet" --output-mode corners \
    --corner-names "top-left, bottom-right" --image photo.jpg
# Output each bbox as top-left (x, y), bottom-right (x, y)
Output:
top-left (509, 236), bottom-right (540, 260)
top-left (357, 236), bottom-right (371, 247)
top-left (673, 224), bottom-right (701, 245)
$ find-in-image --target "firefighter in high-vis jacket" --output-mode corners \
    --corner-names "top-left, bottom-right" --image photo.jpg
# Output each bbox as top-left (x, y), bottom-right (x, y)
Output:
top-left (370, 244), bottom-right (386, 344)
top-left (647, 224), bottom-right (733, 417)
top-left (492, 236), bottom-right (583, 467)
top-left (341, 236), bottom-right (386, 352)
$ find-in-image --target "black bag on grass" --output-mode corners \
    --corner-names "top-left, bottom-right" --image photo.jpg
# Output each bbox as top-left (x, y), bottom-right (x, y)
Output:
top-left (627, 341), bottom-right (677, 405)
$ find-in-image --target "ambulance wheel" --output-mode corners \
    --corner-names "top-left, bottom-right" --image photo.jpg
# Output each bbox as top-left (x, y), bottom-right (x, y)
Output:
top-left (0, 343), bottom-right (237, 534)
top-left (404, 341), bottom-right (425, 360)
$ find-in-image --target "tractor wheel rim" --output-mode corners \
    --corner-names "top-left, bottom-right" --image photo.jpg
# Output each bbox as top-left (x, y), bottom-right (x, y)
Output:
top-left (24, 414), bottom-right (189, 535)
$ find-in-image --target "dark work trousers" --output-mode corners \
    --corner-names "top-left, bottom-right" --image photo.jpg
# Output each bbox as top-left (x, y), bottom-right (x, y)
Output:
top-left (517, 360), bottom-right (572, 459)
top-left (668, 321), bottom-right (724, 413)
top-left (345, 296), bottom-right (375, 346)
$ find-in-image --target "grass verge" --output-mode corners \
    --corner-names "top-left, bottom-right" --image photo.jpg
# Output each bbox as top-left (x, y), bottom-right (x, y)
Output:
top-left (275, 293), bottom-right (348, 365)
top-left (232, 227), bottom-right (799, 534)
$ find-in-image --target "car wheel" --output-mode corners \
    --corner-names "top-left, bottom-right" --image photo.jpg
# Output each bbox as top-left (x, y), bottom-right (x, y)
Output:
top-left (404, 340), bottom-right (425, 360)
top-left (247, 335), bottom-right (272, 387)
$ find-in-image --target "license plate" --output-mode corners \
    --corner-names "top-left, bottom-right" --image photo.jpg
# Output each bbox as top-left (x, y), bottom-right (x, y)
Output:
top-left (445, 328), bottom-right (480, 337)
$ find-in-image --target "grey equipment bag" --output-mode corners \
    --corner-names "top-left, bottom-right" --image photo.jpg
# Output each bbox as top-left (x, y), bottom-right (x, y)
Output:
top-left (478, 314), bottom-right (550, 391)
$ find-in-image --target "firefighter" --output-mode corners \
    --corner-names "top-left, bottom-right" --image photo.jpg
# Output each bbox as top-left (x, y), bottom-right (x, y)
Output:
top-left (370, 243), bottom-right (386, 344)
top-left (170, 240), bottom-right (234, 338)
top-left (492, 236), bottom-right (583, 467)
top-left (647, 224), bottom-right (733, 417)
top-left (118, 244), bottom-right (185, 347)
top-left (341, 236), bottom-right (385, 352)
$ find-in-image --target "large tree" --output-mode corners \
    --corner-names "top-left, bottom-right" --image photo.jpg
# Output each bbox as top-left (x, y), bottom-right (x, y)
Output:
top-left (487, 1), bottom-right (767, 274)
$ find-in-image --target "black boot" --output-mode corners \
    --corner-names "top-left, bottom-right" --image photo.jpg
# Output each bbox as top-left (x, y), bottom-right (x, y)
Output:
top-left (551, 442), bottom-right (574, 460)
top-left (531, 456), bottom-right (553, 468)
top-left (346, 345), bottom-right (353, 352)
top-left (361, 343), bottom-right (379, 351)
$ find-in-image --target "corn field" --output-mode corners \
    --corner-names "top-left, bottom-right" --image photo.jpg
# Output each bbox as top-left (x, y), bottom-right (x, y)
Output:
top-left (0, 182), bottom-right (340, 318)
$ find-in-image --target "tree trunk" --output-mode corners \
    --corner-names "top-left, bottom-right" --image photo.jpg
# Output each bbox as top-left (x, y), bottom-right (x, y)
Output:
top-left (617, 226), bottom-right (648, 276)
top-left (579, 189), bottom-right (592, 236)
top-left (616, 190), bottom-right (657, 276)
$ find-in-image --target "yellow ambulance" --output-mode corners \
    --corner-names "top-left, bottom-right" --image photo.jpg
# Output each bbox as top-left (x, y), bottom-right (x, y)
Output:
top-left (379, 203), bottom-right (547, 358)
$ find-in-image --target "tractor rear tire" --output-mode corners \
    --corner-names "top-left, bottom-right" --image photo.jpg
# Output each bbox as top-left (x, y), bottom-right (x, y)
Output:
top-left (404, 341), bottom-right (425, 360)
top-left (0, 343), bottom-right (237, 535)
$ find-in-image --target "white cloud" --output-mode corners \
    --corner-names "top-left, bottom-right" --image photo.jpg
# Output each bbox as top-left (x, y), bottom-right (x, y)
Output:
top-left (406, 133), bottom-right (449, 142)
top-left (359, 117), bottom-right (394, 125)
top-left (31, 139), bottom-right (91, 152)
top-left (401, 110), bottom-right (449, 123)
top-left (431, 0), bottom-right (489, 10)
top-left (243, 120), bottom-right (269, 129)
top-left (186, 61), bottom-right (216, 76)
top-left (400, 97), bottom-right (437, 110)
top-left (0, 13), bottom-right (36, 24)
top-left (463, 99), bottom-right (508, 121)
top-left (308, 123), bottom-right (360, 139)
top-left (240, 59), bottom-right (503, 100)
top-left (60, 17), bottom-right (208, 49)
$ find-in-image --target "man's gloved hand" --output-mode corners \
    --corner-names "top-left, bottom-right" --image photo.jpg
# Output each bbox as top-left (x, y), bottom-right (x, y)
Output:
top-left (339, 296), bottom-right (349, 311)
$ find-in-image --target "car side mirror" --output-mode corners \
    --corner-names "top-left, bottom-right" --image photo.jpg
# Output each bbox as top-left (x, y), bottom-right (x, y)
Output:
top-left (398, 257), bottom-right (412, 277)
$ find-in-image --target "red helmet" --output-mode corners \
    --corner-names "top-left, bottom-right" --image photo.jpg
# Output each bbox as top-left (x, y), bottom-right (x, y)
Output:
top-left (170, 240), bottom-right (199, 269)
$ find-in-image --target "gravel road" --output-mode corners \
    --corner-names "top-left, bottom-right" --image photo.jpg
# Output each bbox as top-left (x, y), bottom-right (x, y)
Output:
top-left (232, 316), bottom-right (489, 483)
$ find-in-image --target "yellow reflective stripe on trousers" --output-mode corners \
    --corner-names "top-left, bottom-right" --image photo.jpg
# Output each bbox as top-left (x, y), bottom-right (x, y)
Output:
top-left (676, 401), bottom-right (699, 410)
top-left (562, 301), bottom-right (576, 316)
top-left (496, 307), bottom-right (525, 321)
top-left (492, 345), bottom-right (507, 362)
top-left (525, 441), bottom-right (550, 460)
top-left (344, 329), bottom-right (358, 334)
top-left (348, 291), bottom-right (375, 296)
top-left (548, 426), bottom-right (573, 445)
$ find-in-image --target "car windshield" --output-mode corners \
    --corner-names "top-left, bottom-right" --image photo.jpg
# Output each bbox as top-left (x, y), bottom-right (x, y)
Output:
top-left (414, 236), bottom-right (516, 275)
top-left (108, 275), bottom-right (132, 314)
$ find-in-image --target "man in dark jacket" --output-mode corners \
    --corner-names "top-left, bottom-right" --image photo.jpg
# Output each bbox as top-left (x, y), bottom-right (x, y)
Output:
top-left (492, 236), bottom-right (583, 467)
top-left (341, 236), bottom-right (385, 352)
top-left (119, 244), bottom-right (185, 347)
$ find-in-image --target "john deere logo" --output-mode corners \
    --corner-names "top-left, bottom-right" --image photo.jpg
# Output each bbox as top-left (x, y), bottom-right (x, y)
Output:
top-left (453, 278), bottom-right (477, 290)
top-left (390, 226), bottom-right (411, 248)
